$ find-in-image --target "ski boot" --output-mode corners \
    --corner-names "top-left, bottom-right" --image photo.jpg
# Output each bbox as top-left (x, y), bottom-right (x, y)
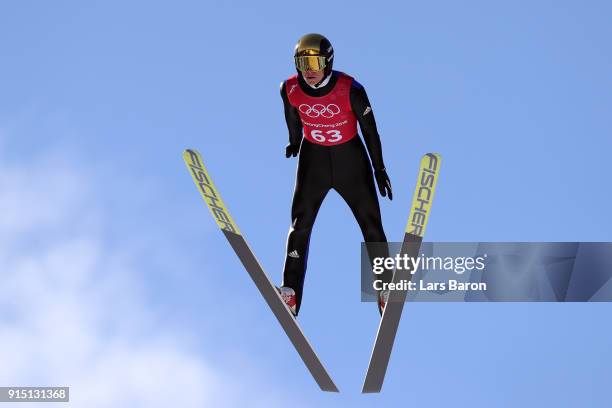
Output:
top-left (378, 290), bottom-right (389, 316)
top-left (276, 286), bottom-right (297, 317)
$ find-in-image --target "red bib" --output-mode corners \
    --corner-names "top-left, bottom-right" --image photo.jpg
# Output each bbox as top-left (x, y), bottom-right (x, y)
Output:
top-left (286, 72), bottom-right (358, 146)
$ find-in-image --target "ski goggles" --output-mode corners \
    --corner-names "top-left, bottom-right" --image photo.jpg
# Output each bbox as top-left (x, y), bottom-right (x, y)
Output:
top-left (295, 55), bottom-right (327, 72)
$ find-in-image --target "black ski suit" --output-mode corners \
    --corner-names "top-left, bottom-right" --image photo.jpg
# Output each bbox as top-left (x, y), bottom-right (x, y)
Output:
top-left (281, 71), bottom-right (392, 314)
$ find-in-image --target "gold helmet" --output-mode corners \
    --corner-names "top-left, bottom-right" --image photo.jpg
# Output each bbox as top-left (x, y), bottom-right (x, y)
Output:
top-left (294, 33), bottom-right (334, 74)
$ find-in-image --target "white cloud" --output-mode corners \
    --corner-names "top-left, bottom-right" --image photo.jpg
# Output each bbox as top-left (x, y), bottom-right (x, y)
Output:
top-left (0, 145), bottom-right (304, 407)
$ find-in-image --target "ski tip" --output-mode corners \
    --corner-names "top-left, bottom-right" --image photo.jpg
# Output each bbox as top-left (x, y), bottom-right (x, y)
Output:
top-left (422, 153), bottom-right (442, 170)
top-left (183, 148), bottom-right (200, 159)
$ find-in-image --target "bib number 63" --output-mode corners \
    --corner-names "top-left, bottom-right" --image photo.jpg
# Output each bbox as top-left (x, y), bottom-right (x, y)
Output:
top-left (310, 130), bottom-right (343, 143)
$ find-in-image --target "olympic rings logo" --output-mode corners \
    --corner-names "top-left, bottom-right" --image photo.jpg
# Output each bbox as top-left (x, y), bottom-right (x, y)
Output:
top-left (298, 103), bottom-right (341, 118)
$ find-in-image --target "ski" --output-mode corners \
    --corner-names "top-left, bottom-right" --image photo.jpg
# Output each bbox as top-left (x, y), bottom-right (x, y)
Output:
top-left (362, 153), bottom-right (441, 393)
top-left (183, 149), bottom-right (339, 393)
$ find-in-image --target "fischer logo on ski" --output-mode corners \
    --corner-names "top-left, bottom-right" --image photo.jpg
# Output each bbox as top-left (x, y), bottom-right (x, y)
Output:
top-left (407, 153), bottom-right (439, 237)
top-left (184, 149), bottom-right (240, 234)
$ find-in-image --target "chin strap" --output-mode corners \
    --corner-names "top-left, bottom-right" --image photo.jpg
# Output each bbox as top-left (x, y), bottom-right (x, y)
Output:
top-left (307, 72), bottom-right (332, 89)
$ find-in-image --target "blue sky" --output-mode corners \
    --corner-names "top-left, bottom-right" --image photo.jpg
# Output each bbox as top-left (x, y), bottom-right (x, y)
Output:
top-left (1, 1), bottom-right (611, 406)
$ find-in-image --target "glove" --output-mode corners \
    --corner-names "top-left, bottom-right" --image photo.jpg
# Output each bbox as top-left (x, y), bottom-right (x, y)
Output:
top-left (285, 143), bottom-right (300, 158)
top-left (374, 168), bottom-right (393, 200)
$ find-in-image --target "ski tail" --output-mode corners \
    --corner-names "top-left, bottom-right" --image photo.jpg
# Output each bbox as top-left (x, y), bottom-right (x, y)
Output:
top-left (183, 149), bottom-right (339, 392)
top-left (362, 152), bottom-right (441, 393)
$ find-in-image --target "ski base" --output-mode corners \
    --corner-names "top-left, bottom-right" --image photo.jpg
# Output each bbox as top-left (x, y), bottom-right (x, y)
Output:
top-left (183, 149), bottom-right (339, 392)
top-left (362, 153), bottom-right (441, 393)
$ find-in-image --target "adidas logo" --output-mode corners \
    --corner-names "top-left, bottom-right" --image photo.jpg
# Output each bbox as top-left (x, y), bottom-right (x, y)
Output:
top-left (288, 250), bottom-right (300, 259)
top-left (363, 106), bottom-right (372, 116)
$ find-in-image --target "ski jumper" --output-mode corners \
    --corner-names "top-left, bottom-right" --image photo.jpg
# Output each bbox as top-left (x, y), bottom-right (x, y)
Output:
top-left (280, 71), bottom-right (391, 314)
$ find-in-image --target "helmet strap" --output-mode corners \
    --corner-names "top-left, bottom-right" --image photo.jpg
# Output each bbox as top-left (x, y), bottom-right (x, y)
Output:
top-left (305, 71), bottom-right (332, 89)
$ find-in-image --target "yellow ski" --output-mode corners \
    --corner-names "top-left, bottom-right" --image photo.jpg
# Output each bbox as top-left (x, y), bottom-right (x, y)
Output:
top-left (362, 153), bottom-right (441, 393)
top-left (183, 149), bottom-right (339, 392)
